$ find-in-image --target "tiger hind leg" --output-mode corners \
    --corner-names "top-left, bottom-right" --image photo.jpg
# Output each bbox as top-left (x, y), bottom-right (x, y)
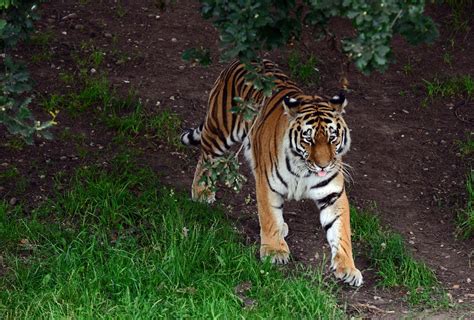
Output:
top-left (191, 153), bottom-right (216, 203)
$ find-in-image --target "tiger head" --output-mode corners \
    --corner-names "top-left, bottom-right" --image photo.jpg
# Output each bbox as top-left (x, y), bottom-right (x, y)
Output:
top-left (283, 94), bottom-right (351, 177)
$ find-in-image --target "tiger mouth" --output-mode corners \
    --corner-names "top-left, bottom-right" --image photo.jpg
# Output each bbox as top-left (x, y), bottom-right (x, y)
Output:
top-left (306, 165), bottom-right (331, 177)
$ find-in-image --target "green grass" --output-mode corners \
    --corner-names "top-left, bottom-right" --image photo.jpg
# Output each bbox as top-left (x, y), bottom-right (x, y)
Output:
top-left (445, 0), bottom-right (473, 33)
top-left (43, 40), bottom-right (183, 146)
top-left (103, 103), bottom-right (145, 136)
top-left (456, 134), bottom-right (474, 239)
top-left (0, 154), bottom-right (343, 318)
top-left (457, 169), bottom-right (474, 239)
top-left (457, 134), bottom-right (474, 157)
top-left (422, 74), bottom-right (474, 106)
top-left (59, 72), bottom-right (75, 85)
top-left (0, 166), bottom-right (28, 193)
top-left (350, 207), bottom-right (448, 307)
top-left (148, 110), bottom-right (183, 148)
top-left (90, 50), bottom-right (105, 69)
top-left (30, 51), bottom-right (53, 63)
top-left (288, 50), bottom-right (319, 85)
top-left (29, 30), bottom-right (54, 47)
top-left (402, 60), bottom-right (413, 75)
top-left (1, 136), bottom-right (26, 151)
top-left (50, 70), bottom-right (182, 144)
top-left (28, 30), bottom-right (55, 63)
top-left (40, 94), bottom-right (64, 113)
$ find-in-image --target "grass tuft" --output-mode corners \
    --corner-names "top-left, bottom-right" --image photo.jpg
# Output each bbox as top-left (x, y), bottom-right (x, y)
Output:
top-left (457, 134), bottom-right (474, 157)
top-left (422, 74), bottom-right (473, 106)
top-left (350, 207), bottom-right (448, 307)
top-left (148, 110), bottom-right (182, 148)
top-left (288, 50), bottom-right (319, 85)
top-left (0, 154), bottom-right (343, 318)
top-left (456, 169), bottom-right (474, 239)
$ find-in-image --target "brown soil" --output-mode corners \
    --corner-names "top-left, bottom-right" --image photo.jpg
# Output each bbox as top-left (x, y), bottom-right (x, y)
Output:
top-left (1, 1), bottom-right (473, 318)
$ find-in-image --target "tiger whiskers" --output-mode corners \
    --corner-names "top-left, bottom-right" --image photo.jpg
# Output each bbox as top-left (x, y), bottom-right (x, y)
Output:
top-left (339, 162), bottom-right (354, 184)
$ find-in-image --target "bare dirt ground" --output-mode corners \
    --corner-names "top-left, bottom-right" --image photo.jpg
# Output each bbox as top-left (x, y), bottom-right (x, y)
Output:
top-left (1, 0), bottom-right (473, 318)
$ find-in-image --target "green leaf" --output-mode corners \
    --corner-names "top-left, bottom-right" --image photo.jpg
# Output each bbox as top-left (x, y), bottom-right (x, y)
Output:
top-left (0, 19), bottom-right (7, 31)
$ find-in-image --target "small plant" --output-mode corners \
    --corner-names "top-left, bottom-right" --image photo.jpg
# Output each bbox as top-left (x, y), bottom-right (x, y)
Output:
top-left (40, 94), bottom-right (64, 113)
top-left (457, 134), bottom-right (474, 157)
top-left (115, 0), bottom-right (127, 17)
top-left (199, 154), bottom-right (247, 193)
top-left (0, 0), bottom-right (56, 143)
top-left (456, 169), bottom-right (474, 239)
top-left (29, 30), bottom-right (54, 47)
top-left (182, 47), bottom-right (212, 66)
top-left (59, 72), bottom-right (75, 85)
top-left (287, 50), bottom-right (319, 85)
top-left (231, 96), bottom-right (258, 121)
top-left (0, 57), bottom-right (56, 142)
top-left (442, 52), bottom-right (453, 68)
top-left (402, 59), bottom-right (413, 75)
top-left (90, 50), bottom-right (105, 69)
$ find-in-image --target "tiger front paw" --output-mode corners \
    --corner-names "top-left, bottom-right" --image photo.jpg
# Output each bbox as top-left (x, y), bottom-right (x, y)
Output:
top-left (331, 259), bottom-right (363, 286)
top-left (260, 240), bottom-right (290, 264)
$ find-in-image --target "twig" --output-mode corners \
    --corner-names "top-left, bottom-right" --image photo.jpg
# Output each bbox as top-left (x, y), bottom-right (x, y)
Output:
top-left (234, 96), bottom-right (266, 158)
top-left (390, 9), bottom-right (404, 30)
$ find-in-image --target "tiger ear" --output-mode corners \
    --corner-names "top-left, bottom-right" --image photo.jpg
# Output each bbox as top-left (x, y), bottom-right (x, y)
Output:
top-left (283, 96), bottom-right (301, 118)
top-left (329, 92), bottom-right (348, 114)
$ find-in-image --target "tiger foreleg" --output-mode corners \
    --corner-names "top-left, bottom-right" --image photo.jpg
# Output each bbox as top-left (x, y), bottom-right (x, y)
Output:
top-left (191, 154), bottom-right (216, 203)
top-left (255, 175), bottom-right (289, 264)
top-left (318, 190), bottom-right (363, 286)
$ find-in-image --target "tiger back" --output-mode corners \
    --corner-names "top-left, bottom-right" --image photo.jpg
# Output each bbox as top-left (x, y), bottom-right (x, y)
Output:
top-left (181, 60), bottom-right (363, 286)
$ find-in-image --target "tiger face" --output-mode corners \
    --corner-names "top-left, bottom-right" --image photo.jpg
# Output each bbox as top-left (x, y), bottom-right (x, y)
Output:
top-left (283, 94), bottom-right (351, 177)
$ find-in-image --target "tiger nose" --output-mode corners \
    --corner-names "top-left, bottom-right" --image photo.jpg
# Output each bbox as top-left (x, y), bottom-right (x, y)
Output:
top-left (317, 161), bottom-right (330, 169)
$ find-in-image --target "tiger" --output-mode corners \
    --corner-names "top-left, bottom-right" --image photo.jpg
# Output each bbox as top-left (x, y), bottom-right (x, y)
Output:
top-left (181, 60), bottom-right (363, 286)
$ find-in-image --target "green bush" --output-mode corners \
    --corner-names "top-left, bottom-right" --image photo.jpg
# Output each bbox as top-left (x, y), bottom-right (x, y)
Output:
top-left (0, 0), bottom-right (55, 143)
top-left (199, 0), bottom-right (438, 74)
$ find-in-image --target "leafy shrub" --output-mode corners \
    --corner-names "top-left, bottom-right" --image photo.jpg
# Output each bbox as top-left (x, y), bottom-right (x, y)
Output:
top-left (0, 0), bottom-right (55, 143)
top-left (199, 0), bottom-right (438, 74)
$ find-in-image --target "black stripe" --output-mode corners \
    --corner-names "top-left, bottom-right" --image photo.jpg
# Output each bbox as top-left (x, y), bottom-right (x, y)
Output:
top-left (187, 132), bottom-right (200, 145)
top-left (310, 171), bottom-right (338, 189)
top-left (275, 168), bottom-right (288, 188)
top-left (324, 216), bottom-right (339, 232)
top-left (285, 155), bottom-right (299, 177)
top-left (260, 89), bottom-right (297, 124)
top-left (265, 169), bottom-right (283, 197)
top-left (207, 123), bottom-right (231, 150)
top-left (317, 190), bottom-right (343, 211)
top-left (202, 135), bottom-right (225, 155)
top-left (227, 67), bottom-right (246, 137)
top-left (272, 204), bottom-right (284, 210)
